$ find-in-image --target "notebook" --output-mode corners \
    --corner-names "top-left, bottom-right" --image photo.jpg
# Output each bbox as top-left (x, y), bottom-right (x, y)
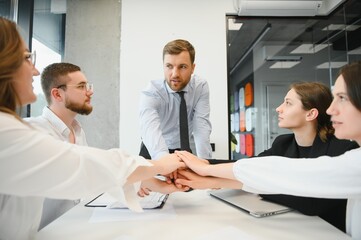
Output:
top-left (209, 189), bottom-right (292, 217)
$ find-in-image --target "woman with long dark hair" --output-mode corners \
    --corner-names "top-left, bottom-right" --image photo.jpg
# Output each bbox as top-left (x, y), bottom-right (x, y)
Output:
top-left (177, 62), bottom-right (361, 239)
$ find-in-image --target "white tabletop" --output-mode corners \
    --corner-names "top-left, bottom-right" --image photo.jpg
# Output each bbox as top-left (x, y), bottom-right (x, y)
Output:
top-left (36, 190), bottom-right (352, 240)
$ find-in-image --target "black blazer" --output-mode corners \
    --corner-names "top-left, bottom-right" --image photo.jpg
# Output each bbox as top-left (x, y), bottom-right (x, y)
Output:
top-left (258, 134), bottom-right (359, 232)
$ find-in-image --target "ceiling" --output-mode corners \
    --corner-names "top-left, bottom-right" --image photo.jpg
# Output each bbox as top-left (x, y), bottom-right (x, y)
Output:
top-left (228, 0), bottom-right (361, 72)
top-left (235, 0), bottom-right (345, 17)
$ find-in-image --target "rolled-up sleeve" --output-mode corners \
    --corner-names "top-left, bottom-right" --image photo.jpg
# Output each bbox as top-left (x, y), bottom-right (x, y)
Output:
top-left (233, 150), bottom-right (361, 198)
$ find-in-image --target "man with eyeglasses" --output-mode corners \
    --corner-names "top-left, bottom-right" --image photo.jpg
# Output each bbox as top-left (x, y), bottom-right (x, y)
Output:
top-left (24, 62), bottom-right (94, 229)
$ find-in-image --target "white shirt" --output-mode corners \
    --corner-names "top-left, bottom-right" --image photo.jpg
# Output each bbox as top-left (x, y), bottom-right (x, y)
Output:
top-left (24, 107), bottom-right (87, 229)
top-left (233, 148), bottom-right (361, 239)
top-left (0, 111), bottom-right (151, 240)
top-left (25, 107), bottom-right (88, 145)
top-left (139, 74), bottom-right (212, 159)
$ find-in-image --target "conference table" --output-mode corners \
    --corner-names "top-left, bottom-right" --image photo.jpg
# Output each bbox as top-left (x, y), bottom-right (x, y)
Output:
top-left (36, 190), bottom-right (352, 240)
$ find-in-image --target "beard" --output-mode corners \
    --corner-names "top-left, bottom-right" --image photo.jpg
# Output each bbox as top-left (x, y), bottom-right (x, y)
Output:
top-left (65, 98), bottom-right (93, 115)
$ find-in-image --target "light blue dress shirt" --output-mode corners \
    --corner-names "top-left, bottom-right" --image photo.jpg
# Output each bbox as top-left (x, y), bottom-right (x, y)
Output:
top-left (139, 74), bottom-right (212, 160)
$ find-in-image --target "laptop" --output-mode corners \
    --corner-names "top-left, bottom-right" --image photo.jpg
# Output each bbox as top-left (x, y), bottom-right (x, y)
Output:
top-left (209, 189), bottom-right (292, 218)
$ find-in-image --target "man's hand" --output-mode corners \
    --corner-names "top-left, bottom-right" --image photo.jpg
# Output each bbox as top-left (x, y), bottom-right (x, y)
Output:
top-left (153, 153), bottom-right (186, 176)
top-left (138, 187), bottom-right (152, 197)
top-left (138, 177), bottom-right (190, 197)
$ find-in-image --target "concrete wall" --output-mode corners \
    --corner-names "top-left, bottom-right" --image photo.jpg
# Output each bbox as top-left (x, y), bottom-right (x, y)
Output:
top-left (65, 0), bottom-right (121, 149)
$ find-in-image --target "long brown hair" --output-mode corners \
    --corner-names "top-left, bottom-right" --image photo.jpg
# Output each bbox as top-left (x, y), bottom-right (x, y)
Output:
top-left (291, 82), bottom-right (334, 142)
top-left (0, 17), bottom-right (24, 117)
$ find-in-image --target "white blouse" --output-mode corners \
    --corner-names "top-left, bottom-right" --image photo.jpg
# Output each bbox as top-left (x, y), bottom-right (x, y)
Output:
top-left (25, 106), bottom-right (89, 229)
top-left (0, 112), bottom-right (151, 240)
top-left (234, 148), bottom-right (361, 239)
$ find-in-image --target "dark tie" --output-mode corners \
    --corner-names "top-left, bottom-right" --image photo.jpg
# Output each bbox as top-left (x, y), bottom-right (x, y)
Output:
top-left (177, 91), bottom-right (191, 151)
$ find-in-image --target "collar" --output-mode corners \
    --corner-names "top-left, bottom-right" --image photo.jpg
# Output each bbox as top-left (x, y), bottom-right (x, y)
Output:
top-left (164, 79), bottom-right (191, 94)
top-left (42, 107), bottom-right (82, 137)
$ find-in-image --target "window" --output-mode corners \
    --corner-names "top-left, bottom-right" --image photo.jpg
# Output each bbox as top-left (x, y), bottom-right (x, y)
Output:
top-left (31, 0), bottom-right (65, 116)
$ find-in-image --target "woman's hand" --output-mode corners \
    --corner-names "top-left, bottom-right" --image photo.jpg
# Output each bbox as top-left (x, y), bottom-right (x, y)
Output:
top-left (176, 169), bottom-right (243, 190)
top-left (176, 151), bottom-right (210, 176)
top-left (175, 169), bottom-right (219, 189)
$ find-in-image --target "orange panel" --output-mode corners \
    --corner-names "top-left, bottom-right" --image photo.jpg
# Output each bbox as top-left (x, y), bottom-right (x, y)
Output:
top-left (245, 82), bottom-right (253, 107)
top-left (245, 134), bottom-right (254, 157)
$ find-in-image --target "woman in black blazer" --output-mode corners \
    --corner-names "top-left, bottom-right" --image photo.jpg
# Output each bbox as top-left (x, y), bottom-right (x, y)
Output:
top-left (204, 82), bottom-right (358, 232)
top-left (258, 134), bottom-right (357, 232)
top-left (253, 83), bottom-right (358, 232)
top-left (258, 82), bottom-right (358, 232)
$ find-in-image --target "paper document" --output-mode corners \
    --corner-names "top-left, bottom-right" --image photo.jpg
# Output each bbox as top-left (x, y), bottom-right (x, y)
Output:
top-left (85, 191), bottom-right (168, 209)
top-left (89, 201), bottom-right (176, 223)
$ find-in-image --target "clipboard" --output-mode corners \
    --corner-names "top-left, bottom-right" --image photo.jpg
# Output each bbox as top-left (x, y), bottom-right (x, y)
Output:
top-left (85, 191), bottom-right (169, 209)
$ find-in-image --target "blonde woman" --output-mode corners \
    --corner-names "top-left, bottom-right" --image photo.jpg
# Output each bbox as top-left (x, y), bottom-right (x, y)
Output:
top-left (0, 17), bottom-right (185, 240)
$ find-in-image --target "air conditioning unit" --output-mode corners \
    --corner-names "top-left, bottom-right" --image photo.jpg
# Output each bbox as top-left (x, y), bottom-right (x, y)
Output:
top-left (236, 0), bottom-right (344, 17)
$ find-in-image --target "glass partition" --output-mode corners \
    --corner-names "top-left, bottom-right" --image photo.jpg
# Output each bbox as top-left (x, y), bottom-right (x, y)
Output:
top-left (227, 0), bottom-right (361, 160)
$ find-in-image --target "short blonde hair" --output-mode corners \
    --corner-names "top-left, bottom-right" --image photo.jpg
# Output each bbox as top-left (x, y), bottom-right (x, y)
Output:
top-left (163, 39), bottom-right (195, 64)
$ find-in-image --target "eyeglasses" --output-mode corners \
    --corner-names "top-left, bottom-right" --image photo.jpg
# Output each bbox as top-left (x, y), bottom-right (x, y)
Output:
top-left (24, 50), bottom-right (36, 66)
top-left (56, 82), bottom-right (94, 92)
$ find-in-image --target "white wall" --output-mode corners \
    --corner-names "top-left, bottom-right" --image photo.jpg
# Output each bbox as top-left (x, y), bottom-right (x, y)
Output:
top-left (120, 0), bottom-right (236, 158)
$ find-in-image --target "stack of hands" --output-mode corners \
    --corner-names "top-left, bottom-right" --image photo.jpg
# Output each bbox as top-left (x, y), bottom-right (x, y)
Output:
top-left (138, 151), bottom-right (216, 197)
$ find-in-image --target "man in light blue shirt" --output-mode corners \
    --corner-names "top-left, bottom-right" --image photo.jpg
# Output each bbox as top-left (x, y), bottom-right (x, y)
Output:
top-left (139, 39), bottom-right (212, 160)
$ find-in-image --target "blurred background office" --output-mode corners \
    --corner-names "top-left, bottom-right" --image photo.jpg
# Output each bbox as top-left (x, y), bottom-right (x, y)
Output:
top-left (1, 0), bottom-right (360, 160)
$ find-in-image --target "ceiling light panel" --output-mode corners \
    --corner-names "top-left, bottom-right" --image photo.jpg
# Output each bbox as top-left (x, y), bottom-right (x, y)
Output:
top-left (316, 62), bottom-right (348, 69)
top-left (270, 61), bottom-right (300, 69)
top-left (291, 44), bottom-right (328, 54)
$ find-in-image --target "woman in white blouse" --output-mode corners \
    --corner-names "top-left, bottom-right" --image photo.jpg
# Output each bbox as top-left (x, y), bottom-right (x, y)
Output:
top-left (0, 17), bottom-right (186, 240)
top-left (176, 61), bottom-right (361, 240)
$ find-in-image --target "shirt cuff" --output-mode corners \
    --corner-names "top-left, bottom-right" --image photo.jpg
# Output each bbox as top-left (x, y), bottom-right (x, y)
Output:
top-left (107, 155), bottom-right (153, 212)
